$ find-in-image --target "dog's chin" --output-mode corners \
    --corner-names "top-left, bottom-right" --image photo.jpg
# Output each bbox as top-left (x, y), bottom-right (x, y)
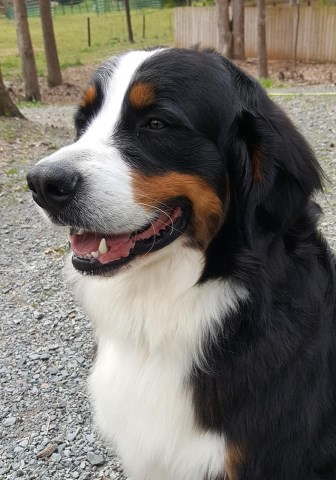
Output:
top-left (69, 203), bottom-right (192, 277)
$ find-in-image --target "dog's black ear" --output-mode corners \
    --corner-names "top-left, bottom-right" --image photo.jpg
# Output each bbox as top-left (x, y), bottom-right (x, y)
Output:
top-left (224, 91), bottom-right (323, 242)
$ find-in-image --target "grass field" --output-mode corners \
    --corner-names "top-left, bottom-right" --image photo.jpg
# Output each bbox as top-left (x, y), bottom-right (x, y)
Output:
top-left (0, 7), bottom-right (174, 79)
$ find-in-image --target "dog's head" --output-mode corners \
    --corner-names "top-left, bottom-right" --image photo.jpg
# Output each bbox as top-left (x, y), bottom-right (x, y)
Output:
top-left (27, 48), bottom-right (322, 279)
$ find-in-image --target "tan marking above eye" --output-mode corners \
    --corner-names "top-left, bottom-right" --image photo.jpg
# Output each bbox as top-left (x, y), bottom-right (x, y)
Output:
top-left (132, 171), bottom-right (224, 247)
top-left (129, 82), bottom-right (155, 109)
top-left (80, 85), bottom-right (97, 108)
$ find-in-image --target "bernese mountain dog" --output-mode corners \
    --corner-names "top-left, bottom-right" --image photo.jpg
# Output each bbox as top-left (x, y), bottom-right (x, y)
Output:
top-left (27, 48), bottom-right (336, 480)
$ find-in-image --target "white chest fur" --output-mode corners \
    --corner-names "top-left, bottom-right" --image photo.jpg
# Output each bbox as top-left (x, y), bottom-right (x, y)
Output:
top-left (68, 241), bottom-right (246, 480)
top-left (90, 339), bottom-right (226, 480)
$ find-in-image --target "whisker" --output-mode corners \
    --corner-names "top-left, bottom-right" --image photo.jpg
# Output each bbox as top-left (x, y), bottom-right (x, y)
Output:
top-left (135, 203), bottom-right (186, 238)
top-left (142, 218), bottom-right (157, 259)
top-left (132, 209), bottom-right (155, 237)
top-left (134, 193), bottom-right (175, 212)
top-left (136, 202), bottom-right (176, 236)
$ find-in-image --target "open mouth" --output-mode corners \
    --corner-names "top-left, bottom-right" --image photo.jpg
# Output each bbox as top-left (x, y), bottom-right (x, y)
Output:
top-left (70, 203), bottom-right (190, 275)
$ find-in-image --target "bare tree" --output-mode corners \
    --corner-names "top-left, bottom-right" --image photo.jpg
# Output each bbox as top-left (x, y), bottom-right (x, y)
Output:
top-left (124, 0), bottom-right (134, 44)
top-left (232, 0), bottom-right (245, 60)
top-left (257, 0), bottom-right (268, 78)
top-left (0, 64), bottom-right (25, 118)
top-left (14, 0), bottom-right (41, 101)
top-left (216, 0), bottom-right (233, 58)
top-left (39, 0), bottom-right (62, 87)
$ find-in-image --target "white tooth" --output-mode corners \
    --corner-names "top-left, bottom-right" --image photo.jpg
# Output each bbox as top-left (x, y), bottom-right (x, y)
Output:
top-left (91, 251), bottom-right (99, 259)
top-left (98, 238), bottom-right (108, 254)
top-left (77, 228), bottom-right (85, 235)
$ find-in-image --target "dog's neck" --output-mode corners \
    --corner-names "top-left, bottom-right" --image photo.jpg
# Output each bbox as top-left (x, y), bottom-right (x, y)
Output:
top-left (67, 238), bottom-right (247, 363)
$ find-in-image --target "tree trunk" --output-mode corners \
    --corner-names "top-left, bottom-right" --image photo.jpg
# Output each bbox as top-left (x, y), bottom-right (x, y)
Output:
top-left (232, 0), bottom-right (245, 60)
top-left (124, 0), bottom-right (134, 44)
top-left (39, 0), bottom-right (62, 87)
top-left (14, 0), bottom-right (41, 101)
top-left (257, 0), bottom-right (268, 78)
top-left (216, 0), bottom-right (233, 58)
top-left (0, 64), bottom-right (25, 118)
top-left (292, 0), bottom-right (300, 67)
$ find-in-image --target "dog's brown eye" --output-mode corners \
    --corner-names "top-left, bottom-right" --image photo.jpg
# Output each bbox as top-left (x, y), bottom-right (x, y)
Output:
top-left (147, 119), bottom-right (165, 130)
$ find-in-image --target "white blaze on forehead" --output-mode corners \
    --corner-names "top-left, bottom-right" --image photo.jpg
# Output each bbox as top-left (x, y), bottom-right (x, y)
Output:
top-left (78, 49), bottom-right (164, 144)
top-left (33, 49), bottom-right (167, 235)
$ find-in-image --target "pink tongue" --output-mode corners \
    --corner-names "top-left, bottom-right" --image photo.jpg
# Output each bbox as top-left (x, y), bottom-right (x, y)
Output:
top-left (71, 232), bottom-right (134, 264)
top-left (71, 233), bottom-right (101, 255)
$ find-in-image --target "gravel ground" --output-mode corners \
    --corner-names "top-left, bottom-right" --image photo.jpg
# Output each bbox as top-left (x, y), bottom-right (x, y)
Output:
top-left (1, 88), bottom-right (335, 480)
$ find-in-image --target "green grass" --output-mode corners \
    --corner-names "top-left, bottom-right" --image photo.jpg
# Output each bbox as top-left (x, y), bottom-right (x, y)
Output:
top-left (259, 77), bottom-right (287, 89)
top-left (0, 122), bottom-right (17, 141)
top-left (0, 8), bottom-right (174, 79)
top-left (16, 100), bottom-right (45, 108)
top-left (5, 167), bottom-right (18, 175)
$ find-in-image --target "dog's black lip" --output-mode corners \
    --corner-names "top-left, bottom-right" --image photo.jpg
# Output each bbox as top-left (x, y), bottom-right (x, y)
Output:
top-left (72, 252), bottom-right (134, 274)
top-left (72, 202), bottom-right (191, 276)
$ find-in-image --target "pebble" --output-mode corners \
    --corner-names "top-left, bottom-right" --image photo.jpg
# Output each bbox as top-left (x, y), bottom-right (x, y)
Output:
top-left (40, 352), bottom-right (51, 360)
top-left (0, 466), bottom-right (10, 475)
top-left (86, 433), bottom-right (95, 444)
top-left (87, 452), bottom-right (105, 466)
top-left (66, 429), bottom-right (79, 441)
top-left (29, 353), bottom-right (40, 360)
top-left (80, 474), bottom-right (91, 480)
top-left (3, 417), bottom-right (17, 427)
top-left (52, 433), bottom-right (65, 444)
top-left (48, 367), bottom-right (58, 375)
top-left (50, 453), bottom-right (62, 463)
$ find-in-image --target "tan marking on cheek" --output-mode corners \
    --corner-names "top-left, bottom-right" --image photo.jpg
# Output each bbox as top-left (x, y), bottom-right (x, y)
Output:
top-left (80, 85), bottom-right (97, 108)
top-left (129, 82), bottom-right (155, 109)
top-left (132, 171), bottom-right (224, 246)
top-left (225, 443), bottom-right (246, 480)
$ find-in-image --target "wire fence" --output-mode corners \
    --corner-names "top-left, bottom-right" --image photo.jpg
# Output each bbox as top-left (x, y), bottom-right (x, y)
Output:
top-left (0, 0), bottom-right (183, 79)
top-left (0, 4), bottom-right (176, 77)
top-left (3, 0), bottom-right (168, 19)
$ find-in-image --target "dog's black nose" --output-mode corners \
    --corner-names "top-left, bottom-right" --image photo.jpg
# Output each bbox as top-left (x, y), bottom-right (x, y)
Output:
top-left (27, 163), bottom-right (80, 212)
